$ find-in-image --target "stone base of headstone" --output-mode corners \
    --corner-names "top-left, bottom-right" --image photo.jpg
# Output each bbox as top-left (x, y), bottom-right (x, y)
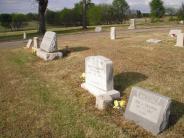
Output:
top-left (96, 95), bottom-right (112, 110)
top-left (128, 26), bottom-right (136, 30)
top-left (36, 49), bottom-right (63, 61)
top-left (81, 83), bottom-right (120, 99)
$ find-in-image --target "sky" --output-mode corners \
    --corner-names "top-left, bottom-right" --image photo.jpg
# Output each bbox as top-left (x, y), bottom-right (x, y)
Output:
top-left (0, 0), bottom-right (183, 14)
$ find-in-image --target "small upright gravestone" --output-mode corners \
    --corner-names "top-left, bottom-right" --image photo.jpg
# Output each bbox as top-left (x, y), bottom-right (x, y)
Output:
top-left (110, 27), bottom-right (116, 40)
top-left (128, 19), bottom-right (136, 30)
top-left (175, 33), bottom-right (184, 47)
top-left (33, 37), bottom-right (38, 48)
top-left (95, 26), bottom-right (102, 32)
top-left (125, 87), bottom-right (171, 135)
top-left (26, 39), bottom-right (32, 48)
top-left (23, 32), bottom-right (27, 40)
top-left (81, 56), bottom-right (120, 99)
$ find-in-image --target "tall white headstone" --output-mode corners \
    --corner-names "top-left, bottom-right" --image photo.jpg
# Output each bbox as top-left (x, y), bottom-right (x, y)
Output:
top-left (23, 32), bottom-right (27, 40)
top-left (40, 31), bottom-right (57, 53)
top-left (33, 37), bottom-right (38, 48)
top-left (81, 56), bottom-right (120, 99)
top-left (175, 33), bottom-right (184, 47)
top-left (110, 27), bottom-right (116, 40)
top-left (128, 19), bottom-right (136, 30)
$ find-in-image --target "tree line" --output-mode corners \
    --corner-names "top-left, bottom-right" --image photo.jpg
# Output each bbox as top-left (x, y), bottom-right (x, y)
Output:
top-left (0, 0), bottom-right (183, 33)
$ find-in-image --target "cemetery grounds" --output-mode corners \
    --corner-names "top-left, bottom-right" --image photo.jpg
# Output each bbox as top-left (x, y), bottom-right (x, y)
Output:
top-left (0, 23), bottom-right (184, 137)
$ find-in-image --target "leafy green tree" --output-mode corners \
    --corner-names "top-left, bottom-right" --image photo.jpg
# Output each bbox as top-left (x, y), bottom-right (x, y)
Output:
top-left (87, 5), bottom-right (102, 25)
top-left (177, 3), bottom-right (184, 20)
top-left (150, 0), bottom-right (165, 21)
top-left (0, 14), bottom-right (12, 29)
top-left (112, 0), bottom-right (129, 23)
top-left (11, 14), bottom-right (27, 30)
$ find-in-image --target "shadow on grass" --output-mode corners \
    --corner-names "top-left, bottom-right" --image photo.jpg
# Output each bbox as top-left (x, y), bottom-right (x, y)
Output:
top-left (58, 46), bottom-right (90, 57)
top-left (114, 72), bottom-right (147, 95)
top-left (169, 100), bottom-right (184, 128)
top-left (70, 46), bottom-right (90, 52)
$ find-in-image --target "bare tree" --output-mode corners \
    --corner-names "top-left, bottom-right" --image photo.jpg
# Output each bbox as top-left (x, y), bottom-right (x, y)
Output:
top-left (36, 0), bottom-right (48, 35)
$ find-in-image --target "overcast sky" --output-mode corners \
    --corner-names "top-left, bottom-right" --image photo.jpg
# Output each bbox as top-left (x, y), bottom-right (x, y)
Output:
top-left (0, 0), bottom-right (183, 13)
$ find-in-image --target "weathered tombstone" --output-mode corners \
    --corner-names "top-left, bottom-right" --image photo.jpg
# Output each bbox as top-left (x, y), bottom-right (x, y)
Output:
top-left (146, 39), bottom-right (162, 44)
top-left (125, 87), bottom-right (171, 135)
top-left (23, 32), bottom-right (27, 40)
top-left (26, 39), bottom-right (32, 48)
top-left (40, 31), bottom-right (57, 53)
top-left (95, 26), bottom-right (102, 32)
top-left (81, 56), bottom-right (120, 99)
top-left (33, 37), bottom-right (38, 48)
top-left (128, 19), bottom-right (136, 30)
top-left (169, 29), bottom-right (182, 38)
top-left (110, 27), bottom-right (116, 40)
top-left (175, 33), bottom-right (184, 47)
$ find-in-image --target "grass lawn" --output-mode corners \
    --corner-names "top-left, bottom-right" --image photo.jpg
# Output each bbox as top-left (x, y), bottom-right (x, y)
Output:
top-left (0, 25), bottom-right (184, 137)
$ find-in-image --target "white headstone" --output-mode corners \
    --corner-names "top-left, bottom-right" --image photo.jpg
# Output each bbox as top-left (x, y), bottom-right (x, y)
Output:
top-left (169, 29), bottom-right (182, 38)
top-left (40, 31), bottom-right (57, 53)
top-left (33, 37), bottom-right (38, 48)
top-left (26, 39), bottom-right (32, 48)
top-left (81, 56), bottom-right (120, 99)
top-left (179, 20), bottom-right (184, 24)
top-left (95, 26), bottom-right (102, 32)
top-left (110, 27), bottom-right (116, 40)
top-left (125, 87), bottom-right (171, 135)
top-left (175, 33), bottom-right (184, 47)
top-left (23, 32), bottom-right (26, 40)
top-left (128, 19), bottom-right (136, 30)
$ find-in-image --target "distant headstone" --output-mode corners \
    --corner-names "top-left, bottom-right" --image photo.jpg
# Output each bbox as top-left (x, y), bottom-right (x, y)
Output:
top-left (125, 87), bottom-right (171, 135)
top-left (169, 29), bottom-right (182, 38)
top-left (146, 39), bottom-right (162, 44)
top-left (179, 20), bottom-right (184, 24)
top-left (26, 39), bottom-right (32, 48)
top-left (33, 37), bottom-right (38, 48)
top-left (40, 31), bottom-right (57, 53)
top-left (36, 49), bottom-right (63, 61)
top-left (81, 56), bottom-right (120, 99)
top-left (23, 32), bottom-right (27, 40)
top-left (110, 27), bottom-right (116, 40)
top-left (128, 19), bottom-right (136, 30)
top-left (95, 26), bottom-right (102, 32)
top-left (175, 33), bottom-right (184, 47)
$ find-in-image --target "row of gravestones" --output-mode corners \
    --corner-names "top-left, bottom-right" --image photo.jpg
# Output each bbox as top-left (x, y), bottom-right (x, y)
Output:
top-left (81, 55), bottom-right (171, 136)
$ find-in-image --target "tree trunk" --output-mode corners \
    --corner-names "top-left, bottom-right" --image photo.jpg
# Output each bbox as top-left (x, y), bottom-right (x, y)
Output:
top-left (82, 0), bottom-right (87, 29)
top-left (39, 12), bottom-right (46, 34)
top-left (38, 0), bottom-right (48, 35)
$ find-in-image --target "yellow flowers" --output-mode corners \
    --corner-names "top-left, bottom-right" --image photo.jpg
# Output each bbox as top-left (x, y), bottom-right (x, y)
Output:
top-left (32, 47), bottom-right (37, 55)
top-left (113, 99), bottom-right (126, 109)
top-left (80, 73), bottom-right (85, 82)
